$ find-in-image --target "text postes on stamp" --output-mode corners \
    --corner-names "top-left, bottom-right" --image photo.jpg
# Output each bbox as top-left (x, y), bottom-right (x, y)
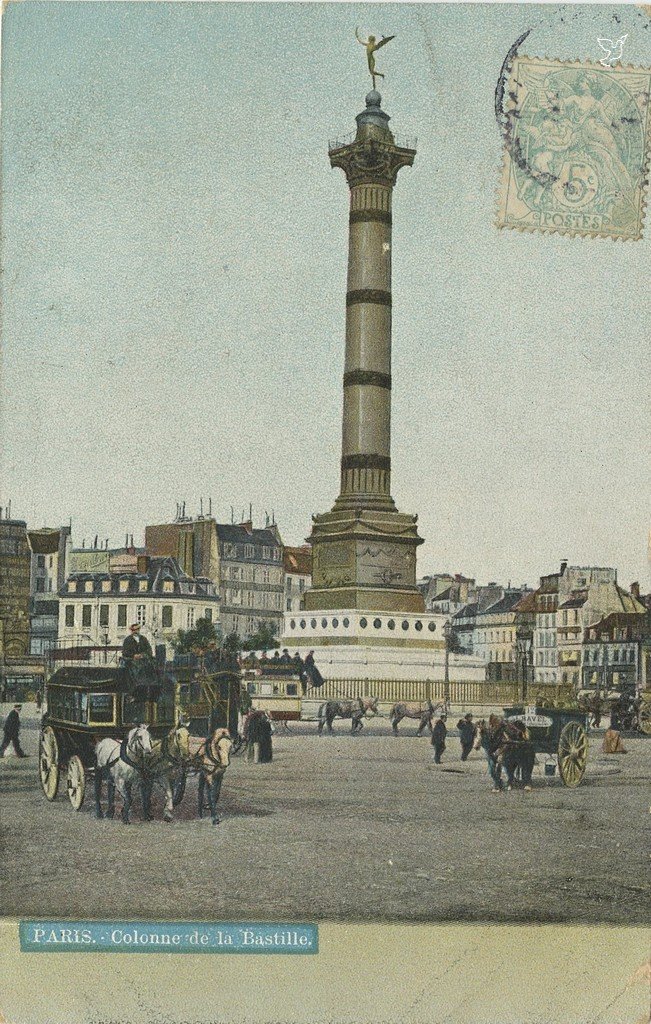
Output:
top-left (497, 57), bottom-right (651, 240)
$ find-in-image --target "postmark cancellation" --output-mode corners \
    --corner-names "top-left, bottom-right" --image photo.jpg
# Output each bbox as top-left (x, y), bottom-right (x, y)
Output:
top-left (497, 57), bottom-right (651, 240)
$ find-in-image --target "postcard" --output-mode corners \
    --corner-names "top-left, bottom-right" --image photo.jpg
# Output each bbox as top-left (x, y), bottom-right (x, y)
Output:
top-left (1, 2), bottom-right (649, 1023)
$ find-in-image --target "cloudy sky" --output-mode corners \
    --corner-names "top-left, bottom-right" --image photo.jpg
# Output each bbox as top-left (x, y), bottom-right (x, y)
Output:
top-left (2, 1), bottom-right (650, 587)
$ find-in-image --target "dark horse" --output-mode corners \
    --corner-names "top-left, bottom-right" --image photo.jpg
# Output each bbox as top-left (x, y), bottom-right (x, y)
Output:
top-left (477, 716), bottom-right (535, 791)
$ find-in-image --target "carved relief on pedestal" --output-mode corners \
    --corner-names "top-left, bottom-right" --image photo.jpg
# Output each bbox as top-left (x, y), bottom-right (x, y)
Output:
top-left (312, 541), bottom-right (355, 588)
top-left (356, 543), bottom-right (416, 587)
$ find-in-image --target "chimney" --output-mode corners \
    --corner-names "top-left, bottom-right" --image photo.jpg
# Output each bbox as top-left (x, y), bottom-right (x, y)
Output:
top-left (631, 581), bottom-right (640, 600)
top-left (560, 560), bottom-right (568, 575)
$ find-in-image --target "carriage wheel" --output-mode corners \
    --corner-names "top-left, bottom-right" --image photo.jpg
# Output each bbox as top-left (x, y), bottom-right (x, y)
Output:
top-left (557, 722), bottom-right (588, 788)
top-left (638, 700), bottom-right (651, 736)
top-left (66, 755), bottom-right (86, 811)
top-left (39, 726), bottom-right (60, 801)
top-left (172, 767), bottom-right (187, 807)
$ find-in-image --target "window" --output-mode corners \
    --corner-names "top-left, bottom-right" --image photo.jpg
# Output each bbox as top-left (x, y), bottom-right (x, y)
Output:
top-left (84, 580), bottom-right (93, 593)
top-left (187, 607), bottom-right (195, 629)
top-left (88, 693), bottom-right (115, 724)
top-left (137, 605), bottom-right (146, 626)
top-left (37, 555), bottom-right (45, 568)
top-left (119, 579), bottom-right (129, 593)
top-left (162, 606), bottom-right (173, 628)
top-left (65, 605), bottom-right (75, 627)
top-left (299, 579), bottom-right (306, 593)
top-left (263, 546), bottom-right (271, 559)
top-left (36, 578), bottom-right (45, 592)
top-left (245, 545), bottom-right (254, 558)
top-left (68, 581), bottom-right (77, 593)
top-left (49, 556), bottom-right (54, 568)
top-left (204, 608), bottom-right (213, 622)
top-left (138, 580), bottom-right (148, 592)
top-left (82, 605), bottom-right (92, 628)
top-left (286, 599), bottom-right (292, 611)
top-left (117, 605), bottom-right (127, 628)
top-left (101, 580), bottom-right (111, 592)
top-left (99, 605), bottom-right (109, 627)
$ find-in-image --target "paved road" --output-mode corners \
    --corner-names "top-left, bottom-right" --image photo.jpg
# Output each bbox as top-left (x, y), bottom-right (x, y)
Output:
top-left (1, 714), bottom-right (649, 924)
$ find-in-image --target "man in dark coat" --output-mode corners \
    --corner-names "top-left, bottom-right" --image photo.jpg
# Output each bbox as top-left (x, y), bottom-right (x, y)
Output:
top-left (1, 705), bottom-right (28, 758)
top-left (457, 713), bottom-right (477, 761)
top-left (121, 623), bottom-right (153, 662)
top-left (280, 648), bottom-right (292, 664)
top-left (431, 716), bottom-right (447, 763)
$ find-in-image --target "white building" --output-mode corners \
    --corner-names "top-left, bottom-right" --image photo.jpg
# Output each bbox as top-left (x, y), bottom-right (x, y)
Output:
top-left (57, 554), bottom-right (219, 656)
top-left (533, 562), bottom-right (646, 689)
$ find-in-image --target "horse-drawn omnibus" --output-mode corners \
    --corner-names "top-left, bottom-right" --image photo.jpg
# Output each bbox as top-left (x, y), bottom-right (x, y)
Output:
top-left (39, 645), bottom-right (177, 811)
top-left (241, 658), bottom-right (303, 724)
top-left (172, 648), bottom-right (242, 737)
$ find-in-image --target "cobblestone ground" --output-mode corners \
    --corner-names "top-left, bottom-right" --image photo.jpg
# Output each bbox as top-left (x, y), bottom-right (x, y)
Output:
top-left (1, 713), bottom-right (649, 924)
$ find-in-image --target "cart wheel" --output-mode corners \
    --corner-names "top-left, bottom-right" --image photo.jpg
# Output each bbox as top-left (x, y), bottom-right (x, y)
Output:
top-left (558, 722), bottom-right (588, 787)
top-left (172, 767), bottom-right (187, 807)
top-left (638, 700), bottom-right (651, 736)
top-left (66, 755), bottom-right (86, 811)
top-left (39, 726), bottom-right (60, 801)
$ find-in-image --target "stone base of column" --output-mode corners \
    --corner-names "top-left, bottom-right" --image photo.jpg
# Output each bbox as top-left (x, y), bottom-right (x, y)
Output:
top-left (304, 505), bottom-right (425, 614)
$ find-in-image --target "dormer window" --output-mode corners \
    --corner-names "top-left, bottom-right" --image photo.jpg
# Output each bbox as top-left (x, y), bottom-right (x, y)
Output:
top-left (138, 580), bottom-right (148, 592)
top-left (84, 581), bottom-right (93, 593)
top-left (119, 579), bottom-right (129, 593)
top-left (101, 580), bottom-right (111, 593)
top-left (68, 581), bottom-right (77, 593)
top-left (163, 580), bottom-right (174, 593)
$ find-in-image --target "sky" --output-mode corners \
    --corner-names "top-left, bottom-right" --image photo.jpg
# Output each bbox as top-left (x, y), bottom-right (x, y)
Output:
top-left (2, 1), bottom-right (650, 589)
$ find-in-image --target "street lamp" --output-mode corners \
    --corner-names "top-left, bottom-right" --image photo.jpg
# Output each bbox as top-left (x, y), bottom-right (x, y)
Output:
top-left (442, 620), bottom-right (451, 704)
top-left (516, 636), bottom-right (531, 703)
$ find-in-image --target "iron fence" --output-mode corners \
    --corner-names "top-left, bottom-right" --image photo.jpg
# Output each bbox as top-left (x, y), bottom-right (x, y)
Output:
top-left (313, 678), bottom-right (575, 706)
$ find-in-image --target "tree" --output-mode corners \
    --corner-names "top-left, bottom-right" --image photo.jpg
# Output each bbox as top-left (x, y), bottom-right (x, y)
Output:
top-left (244, 620), bottom-right (280, 652)
top-left (222, 631), bottom-right (242, 653)
top-left (171, 616), bottom-right (220, 655)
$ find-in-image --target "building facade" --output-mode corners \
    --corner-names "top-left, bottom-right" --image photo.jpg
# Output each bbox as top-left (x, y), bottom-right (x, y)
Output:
top-left (57, 555), bottom-right (219, 656)
top-left (532, 562), bottom-right (646, 690)
top-left (284, 546), bottom-right (312, 614)
top-left (582, 610), bottom-right (651, 694)
top-left (418, 574), bottom-right (476, 617)
top-left (146, 515), bottom-right (284, 642)
top-left (473, 589), bottom-right (534, 682)
top-left (27, 526), bottom-right (72, 654)
top-left (0, 517), bottom-right (31, 659)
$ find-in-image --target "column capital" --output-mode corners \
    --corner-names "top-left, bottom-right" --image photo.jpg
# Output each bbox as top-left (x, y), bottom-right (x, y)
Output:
top-left (329, 137), bottom-right (415, 189)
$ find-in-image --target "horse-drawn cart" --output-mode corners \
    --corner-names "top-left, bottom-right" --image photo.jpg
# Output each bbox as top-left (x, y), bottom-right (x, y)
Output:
top-left (503, 704), bottom-right (589, 788)
top-left (39, 659), bottom-right (177, 811)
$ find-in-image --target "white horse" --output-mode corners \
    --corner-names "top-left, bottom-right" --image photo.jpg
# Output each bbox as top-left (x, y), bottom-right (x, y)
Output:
top-left (95, 724), bottom-right (152, 823)
top-left (390, 699), bottom-right (448, 736)
top-left (317, 696), bottom-right (379, 734)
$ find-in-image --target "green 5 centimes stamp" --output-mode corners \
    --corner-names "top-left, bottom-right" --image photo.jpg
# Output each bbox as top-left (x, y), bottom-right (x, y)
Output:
top-left (497, 57), bottom-right (651, 240)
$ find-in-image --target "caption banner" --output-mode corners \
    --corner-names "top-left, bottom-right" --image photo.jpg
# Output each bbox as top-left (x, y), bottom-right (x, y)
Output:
top-left (20, 920), bottom-right (318, 954)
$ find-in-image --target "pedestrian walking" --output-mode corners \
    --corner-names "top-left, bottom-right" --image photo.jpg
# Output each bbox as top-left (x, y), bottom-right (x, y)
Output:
top-left (457, 713), bottom-right (476, 761)
top-left (431, 716), bottom-right (447, 763)
top-left (1, 705), bottom-right (28, 758)
top-left (35, 689), bottom-right (43, 713)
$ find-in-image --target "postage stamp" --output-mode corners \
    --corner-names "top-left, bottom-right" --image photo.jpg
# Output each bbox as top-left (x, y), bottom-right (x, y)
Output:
top-left (497, 57), bottom-right (651, 240)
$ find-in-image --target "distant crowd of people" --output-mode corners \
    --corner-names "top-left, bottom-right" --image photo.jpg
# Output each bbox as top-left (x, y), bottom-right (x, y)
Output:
top-left (241, 648), bottom-right (324, 693)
